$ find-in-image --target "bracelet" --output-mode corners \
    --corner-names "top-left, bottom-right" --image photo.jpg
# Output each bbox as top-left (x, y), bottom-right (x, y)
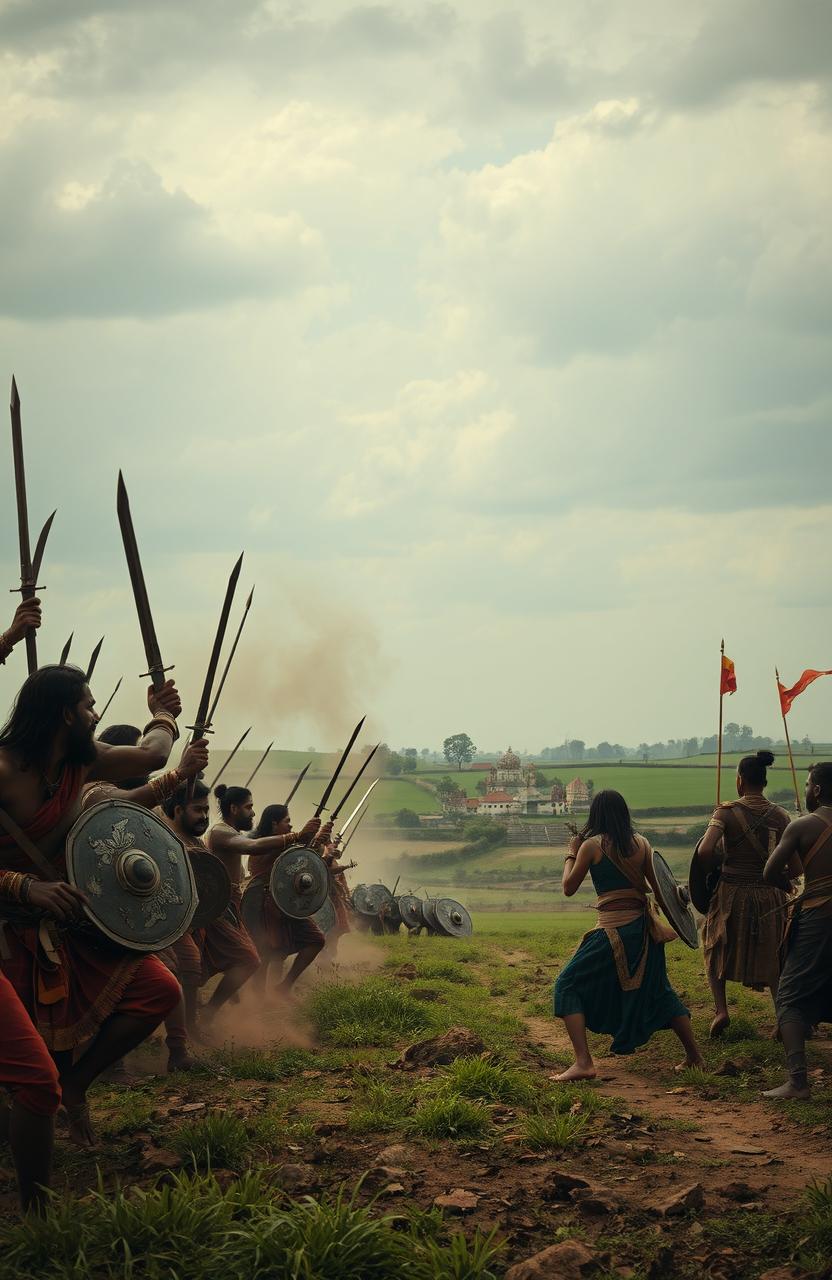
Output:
top-left (143, 711), bottom-right (180, 743)
top-left (0, 870), bottom-right (28, 902)
top-left (148, 768), bottom-right (183, 805)
top-left (0, 632), bottom-right (13, 666)
top-left (564, 854), bottom-right (576, 863)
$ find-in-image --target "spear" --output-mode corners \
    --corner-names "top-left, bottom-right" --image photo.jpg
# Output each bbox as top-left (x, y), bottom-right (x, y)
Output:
top-left (314, 717), bottom-right (365, 819)
top-left (59, 633), bottom-right (73, 665)
top-left (244, 740), bottom-right (274, 789)
top-left (209, 725), bottom-right (252, 789)
top-left (284, 762), bottom-right (311, 806)
top-left (205, 586), bottom-right (254, 731)
top-left (329, 742), bottom-right (379, 824)
top-left (96, 676), bottom-right (123, 727)
top-left (185, 553), bottom-right (243, 798)
top-left (335, 777), bottom-right (380, 841)
top-left (10, 378), bottom-right (56, 674)
top-left (341, 804), bottom-right (370, 853)
top-left (86, 636), bottom-right (104, 682)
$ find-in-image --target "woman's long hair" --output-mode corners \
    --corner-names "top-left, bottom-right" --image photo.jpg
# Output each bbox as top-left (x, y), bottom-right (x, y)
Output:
top-left (575, 789), bottom-right (635, 859)
top-left (0, 664), bottom-right (88, 770)
top-left (253, 803), bottom-right (289, 839)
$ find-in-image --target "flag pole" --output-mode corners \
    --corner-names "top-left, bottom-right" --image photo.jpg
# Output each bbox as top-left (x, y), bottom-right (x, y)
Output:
top-left (711, 645), bottom-right (716, 803)
top-left (776, 666), bottom-right (802, 814)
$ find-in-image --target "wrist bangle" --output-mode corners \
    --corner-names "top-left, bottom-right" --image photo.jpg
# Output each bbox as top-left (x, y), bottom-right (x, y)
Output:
top-left (0, 632), bottom-right (12, 665)
top-left (143, 712), bottom-right (180, 744)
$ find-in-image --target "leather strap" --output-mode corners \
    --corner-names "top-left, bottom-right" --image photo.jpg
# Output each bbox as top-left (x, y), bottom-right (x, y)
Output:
top-left (802, 815), bottom-right (832, 873)
top-left (0, 802), bottom-right (78, 881)
top-left (733, 803), bottom-right (776, 863)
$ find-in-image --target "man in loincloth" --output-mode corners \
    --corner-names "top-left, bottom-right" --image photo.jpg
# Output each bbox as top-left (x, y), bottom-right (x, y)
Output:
top-left (245, 802), bottom-right (329, 997)
top-left (0, 664), bottom-right (185, 1145)
top-left (162, 779), bottom-right (214, 1039)
top-left (81, 723), bottom-right (208, 1073)
top-left (696, 751), bottom-right (792, 1037)
top-left (197, 784), bottom-right (264, 1020)
top-left (762, 762), bottom-right (832, 1100)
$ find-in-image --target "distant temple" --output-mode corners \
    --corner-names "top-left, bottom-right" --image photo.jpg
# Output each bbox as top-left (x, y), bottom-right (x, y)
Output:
top-left (487, 747), bottom-right (537, 794)
top-left (565, 777), bottom-right (591, 812)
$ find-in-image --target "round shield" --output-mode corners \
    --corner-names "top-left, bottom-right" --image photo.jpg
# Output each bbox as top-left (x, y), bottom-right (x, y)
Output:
top-left (190, 851), bottom-right (232, 930)
top-left (652, 850), bottom-right (699, 949)
top-left (65, 800), bottom-right (196, 952)
top-left (351, 883), bottom-right (395, 918)
top-left (240, 876), bottom-right (267, 944)
top-left (688, 840), bottom-right (721, 916)
top-left (421, 898), bottom-right (441, 933)
top-left (397, 895), bottom-right (424, 929)
top-left (312, 896), bottom-right (336, 935)
top-left (269, 845), bottom-right (329, 919)
top-left (432, 898), bottom-right (473, 938)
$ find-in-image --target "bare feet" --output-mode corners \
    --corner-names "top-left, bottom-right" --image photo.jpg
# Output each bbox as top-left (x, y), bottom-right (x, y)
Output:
top-left (62, 1100), bottom-right (97, 1148)
top-left (167, 1048), bottom-right (197, 1073)
top-left (549, 1062), bottom-right (597, 1082)
top-left (762, 1080), bottom-right (811, 1101)
top-left (675, 1056), bottom-right (705, 1073)
top-left (709, 1013), bottom-right (730, 1039)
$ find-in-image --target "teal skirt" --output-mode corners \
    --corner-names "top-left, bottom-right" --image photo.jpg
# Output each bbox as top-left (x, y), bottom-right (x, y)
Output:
top-left (554, 917), bottom-right (689, 1055)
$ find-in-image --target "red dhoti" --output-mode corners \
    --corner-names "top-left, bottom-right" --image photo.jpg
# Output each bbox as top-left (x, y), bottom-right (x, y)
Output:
top-left (0, 967), bottom-right (61, 1116)
top-left (257, 885), bottom-right (325, 958)
top-left (199, 889), bottom-right (260, 981)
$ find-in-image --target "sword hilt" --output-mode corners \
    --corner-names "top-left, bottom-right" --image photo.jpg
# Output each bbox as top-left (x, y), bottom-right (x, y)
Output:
top-left (9, 584), bottom-right (45, 593)
top-left (184, 723), bottom-right (215, 737)
top-left (139, 663), bottom-right (175, 689)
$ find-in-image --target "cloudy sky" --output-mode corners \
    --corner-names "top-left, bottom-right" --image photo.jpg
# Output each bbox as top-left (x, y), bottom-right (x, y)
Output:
top-left (1, 0), bottom-right (830, 753)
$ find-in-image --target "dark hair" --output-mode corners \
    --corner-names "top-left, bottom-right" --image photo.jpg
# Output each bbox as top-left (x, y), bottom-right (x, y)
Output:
top-left (808, 762), bottom-right (832, 800)
top-left (738, 750), bottom-right (775, 788)
top-left (253, 803), bottom-right (289, 839)
top-left (214, 784), bottom-right (251, 818)
top-left (576, 789), bottom-right (635, 860)
top-left (163, 778), bottom-right (210, 819)
top-left (97, 723), bottom-right (141, 747)
top-left (0, 665), bottom-right (88, 769)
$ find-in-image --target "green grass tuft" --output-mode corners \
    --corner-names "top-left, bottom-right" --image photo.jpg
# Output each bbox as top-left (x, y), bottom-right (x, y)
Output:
top-left (306, 979), bottom-right (437, 1046)
top-left (408, 1093), bottom-right (492, 1140)
top-left (348, 1080), bottom-right (415, 1133)
top-left (172, 1112), bottom-right (249, 1172)
top-left (437, 1056), bottom-right (536, 1106)
top-left (520, 1109), bottom-right (588, 1151)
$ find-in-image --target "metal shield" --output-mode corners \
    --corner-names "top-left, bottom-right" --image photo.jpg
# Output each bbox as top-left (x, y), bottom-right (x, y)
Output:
top-left (688, 840), bottom-right (721, 916)
top-left (269, 845), bottom-right (329, 919)
top-left (65, 800), bottom-right (196, 951)
top-left (240, 877), bottom-right (267, 945)
top-left (312, 896), bottom-right (336, 935)
top-left (652, 850), bottom-right (699, 949)
top-left (432, 898), bottom-right (473, 938)
top-left (397, 894), bottom-right (424, 929)
top-left (190, 851), bottom-right (232, 930)
top-left (351, 882), bottom-right (395, 918)
top-left (421, 898), bottom-right (441, 933)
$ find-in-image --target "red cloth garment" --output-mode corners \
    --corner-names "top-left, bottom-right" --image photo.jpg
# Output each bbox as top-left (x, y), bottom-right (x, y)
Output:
top-left (261, 893), bottom-right (325, 957)
top-left (169, 932), bottom-right (203, 983)
top-left (199, 887), bottom-right (260, 980)
top-left (0, 968), bottom-right (61, 1117)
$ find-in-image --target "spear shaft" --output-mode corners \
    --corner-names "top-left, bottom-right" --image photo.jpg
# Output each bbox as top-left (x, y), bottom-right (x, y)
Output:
top-left (205, 586), bottom-right (253, 729)
top-left (284, 762), bottom-right (311, 806)
top-left (244, 740), bottom-right (274, 789)
top-left (96, 676), bottom-right (123, 726)
top-left (314, 717), bottom-right (365, 819)
top-left (330, 742), bottom-right (379, 822)
top-left (209, 725), bottom-right (252, 789)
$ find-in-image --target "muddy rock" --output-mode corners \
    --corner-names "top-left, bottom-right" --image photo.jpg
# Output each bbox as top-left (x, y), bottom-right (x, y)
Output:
top-left (374, 1143), bottom-right (416, 1167)
top-left (543, 1168), bottom-right (593, 1201)
top-left (139, 1145), bottom-right (182, 1174)
top-left (394, 964), bottom-right (417, 980)
top-left (505, 1240), bottom-right (604, 1279)
top-left (571, 1184), bottom-right (621, 1216)
top-left (393, 1026), bottom-right (486, 1069)
top-left (650, 1183), bottom-right (705, 1217)
top-left (717, 1180), bottom-right (757, 1201)
top-left (433, 1188), bottom-right (480, 1213)
top-left (363, 1165), bottom-right (411, 1189)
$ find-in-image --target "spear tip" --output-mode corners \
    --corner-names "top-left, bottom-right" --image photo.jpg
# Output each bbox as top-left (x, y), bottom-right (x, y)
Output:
top-left (245, 586), bottom-right (255, 608)
top-left (10, 375), bottom-right (19, 409)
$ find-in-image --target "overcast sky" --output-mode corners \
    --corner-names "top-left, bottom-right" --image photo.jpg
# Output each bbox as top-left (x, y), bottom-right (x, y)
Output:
top-left (1, 0), bottom-right (830, 753)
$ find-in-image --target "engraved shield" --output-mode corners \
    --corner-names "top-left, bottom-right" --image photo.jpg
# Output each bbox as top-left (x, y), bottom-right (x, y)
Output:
top-left (397, 894), bottom-right (424, 929)
top-left (65, 800), bottom-right (196, 951)
top-left (652, 850), bottom-right (699, 949)
top-left (351, 882), bottom-right (394, 918)
top-left (190, 851), bottom-right (232, 930)
top-left (312, 896), bottom-right (336, 935)
top-left (432, 898), bottom-right (473, 938)
top-left (269, 845), bottom-right (329, 919)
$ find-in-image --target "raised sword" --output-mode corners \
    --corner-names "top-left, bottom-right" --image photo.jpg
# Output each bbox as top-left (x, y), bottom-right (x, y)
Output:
top-left (86, 636), bottom-right (104, 682)
top-left (335, 777), bottom-right (380, 842)
top-left (59, 633), bottom-right (73, 665)
top-left (116, 472), bottom-right (169, 690)
top-left (10, 378), bottom-right (56, 674)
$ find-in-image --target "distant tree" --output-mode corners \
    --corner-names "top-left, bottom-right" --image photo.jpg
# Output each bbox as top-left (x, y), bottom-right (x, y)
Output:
top-left (394, 808), bottom-right (420, 828)
top-left (443, 733), bottom-right (476, 771)
top-left (403, 748), bottom-right (418, 773)
top-left (374, 743), bottom-right (392, 773)
top-left (595, 741), bottom-right (615, 759)
top-left (534, 769), bottom-right (548, 787)
top-left (389, 752), bottom-right (404, 776)
top-left (420, 748), bottom-right (431, 760)
top-left (435, 775), bottom-right (466, 811)
top-left (567, 739), bottom-right (585, 761)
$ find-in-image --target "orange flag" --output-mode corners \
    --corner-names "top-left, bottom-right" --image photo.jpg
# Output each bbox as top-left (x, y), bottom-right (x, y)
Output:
top-left (778, 669), bottom-right (832, 717)
top-left (720, 654), bottom-right (737, 696)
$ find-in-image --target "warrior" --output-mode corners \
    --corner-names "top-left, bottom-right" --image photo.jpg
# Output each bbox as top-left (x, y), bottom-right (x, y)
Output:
top-left (320, 834), bottom-right (353, 958)
top-left (162, 778), bottom-right (213, 1038)
top-left (246, 803), bottom-right (328, 997)
top-left (199, 784), bottom-right (263, 1018)
top-left (696, 751), bottom-right (791, 1037)
top-left (81, 723), bottom-right (209, 1073)
top-left (553, 790), bottom-right (703, 1080)
top-left (0, 664), bottom-right (184, 1145)
top-left (762, 762), bottom-right (832, 1100)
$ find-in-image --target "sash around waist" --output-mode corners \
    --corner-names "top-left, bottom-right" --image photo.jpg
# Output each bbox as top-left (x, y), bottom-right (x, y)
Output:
top-left (720, 867), bottom-right (766, 886)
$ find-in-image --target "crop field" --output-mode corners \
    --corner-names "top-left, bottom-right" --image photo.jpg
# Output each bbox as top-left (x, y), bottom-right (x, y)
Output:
top-left (5, 920), bottom-right (830, 1280)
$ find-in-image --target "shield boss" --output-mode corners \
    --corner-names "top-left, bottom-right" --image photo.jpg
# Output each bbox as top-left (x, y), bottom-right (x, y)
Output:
top-left (269, 844), bottom-right (329, 919)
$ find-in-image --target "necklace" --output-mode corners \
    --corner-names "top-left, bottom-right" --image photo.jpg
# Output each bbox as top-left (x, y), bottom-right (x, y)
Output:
top-left (40, 764), bottom-right (65, 800)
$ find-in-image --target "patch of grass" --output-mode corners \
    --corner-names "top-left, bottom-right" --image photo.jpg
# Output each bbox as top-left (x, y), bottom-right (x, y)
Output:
top-left (704, 1211), bottom-right (798, 1278)
top-left (211, 1045), bottom-right (322, 1080)
top-left (99, 1091), bottom-right (155, 1137)
top-left (437, 1056), bottom-right (536, 1106)
top-left (306, 979), bottom-right (438, 1046)
top-left (653, 1114), bottom-right (701, 1133)
top-left (719, 1014), bottom-right (761, 1042)
top-left (248, 1109), bottom-right (316, 1151)
top-left (172, 1112), bottom-right (249, 1172)
top-left (0, 1173), bottom-right (503, 1280)
top-left (349, 1080), bottom-right (414, 1134)
top-left (408, 1093), bottom-right (492, 1140)
top-left (414, 958), bottom-right (477, 985)
top-left (520, 1109), bottom-right (588, 1151)
top-left (547, 1081), bottom-right (611, 1115)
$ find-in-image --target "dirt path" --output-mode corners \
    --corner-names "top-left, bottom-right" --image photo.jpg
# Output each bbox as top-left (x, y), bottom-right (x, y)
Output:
top-left (527, 1015), bottom-right (832, 1195)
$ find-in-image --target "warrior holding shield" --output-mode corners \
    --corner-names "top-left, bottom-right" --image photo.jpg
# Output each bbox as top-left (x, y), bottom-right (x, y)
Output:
top-left (553, 790), bottom-right (703, 1080)
top-left (0, 665), bottom-right (184, 1146)
top-left (695, 751), bottom-right (791, 1038)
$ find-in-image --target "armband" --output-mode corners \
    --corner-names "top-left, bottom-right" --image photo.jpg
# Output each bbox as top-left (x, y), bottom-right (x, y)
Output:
top-left (143, 712), bottom-right (180, 743)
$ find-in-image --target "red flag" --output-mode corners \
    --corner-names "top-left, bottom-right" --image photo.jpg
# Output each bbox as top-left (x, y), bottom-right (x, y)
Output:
top-left (778, 669), bottom-right (832, 717)
top-left (720, 654), bottom-right (737, 696)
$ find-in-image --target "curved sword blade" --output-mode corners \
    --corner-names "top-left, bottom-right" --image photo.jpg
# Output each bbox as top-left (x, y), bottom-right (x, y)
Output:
top-left (341, 804), bottom-right (370, 853)
top-left (117, 472), bottom-right (165, 689)
top-left (31, 510), bottom-right (56, 582)
top-left (10, 377), bottom-right (37, 674)
top-left (96, 676), bottom-right (123, 727)
top-left (190, 553), bottom-right (243, 739)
